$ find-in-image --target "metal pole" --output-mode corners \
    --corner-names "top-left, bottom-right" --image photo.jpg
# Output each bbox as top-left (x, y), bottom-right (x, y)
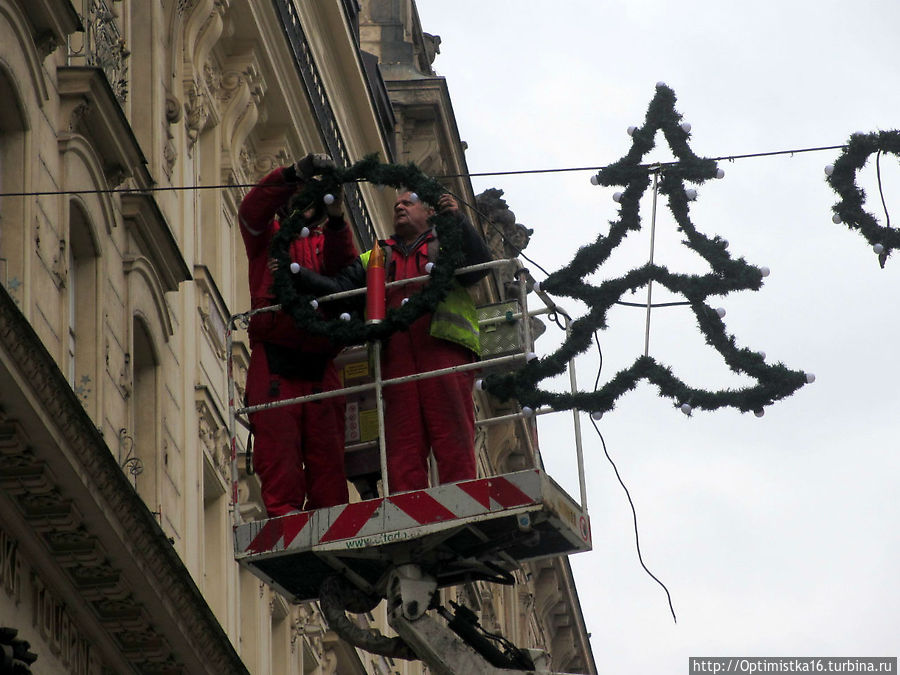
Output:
top-left (226, 314), bottom-right (245, 530)
top-left (644, 169), bottom-right (660, 357)
top-left (564, 316), bottom-right (588, 512)
top-left (237, 353), bottom-right (527, 417)
top-left (372, 340), bottom-right (389, 496)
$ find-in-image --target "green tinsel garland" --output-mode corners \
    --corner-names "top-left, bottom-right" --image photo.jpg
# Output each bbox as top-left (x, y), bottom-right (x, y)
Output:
top-left (826, 130), bottom-right (900, 266)
top-left (269, 155), bottom-right (465, 345)
top-left (482, 84), bottom-right (810, 416)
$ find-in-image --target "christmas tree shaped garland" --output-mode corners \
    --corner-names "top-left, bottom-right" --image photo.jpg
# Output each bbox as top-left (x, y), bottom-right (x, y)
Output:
top-left (482, 83), bottom-right (813, 416)
top-left (825, 130), bottom-right (900, 268)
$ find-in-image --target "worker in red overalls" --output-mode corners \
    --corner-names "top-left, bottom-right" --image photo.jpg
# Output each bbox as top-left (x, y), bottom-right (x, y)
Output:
top-left (290, 190), bottom-right (492, 493)
top-left (238, 153), bottom-right (357, 516)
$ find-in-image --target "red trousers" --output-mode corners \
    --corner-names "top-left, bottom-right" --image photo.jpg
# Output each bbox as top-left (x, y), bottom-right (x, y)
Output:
top-left (382, 315), bottom-right (477, 493)
top-left (246, 347), bottom-right (348, 516)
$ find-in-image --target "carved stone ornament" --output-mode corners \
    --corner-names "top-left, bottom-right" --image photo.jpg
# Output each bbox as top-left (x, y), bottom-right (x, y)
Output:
top-left (183, 80), bottom-right (210, 156)
top-left (177, 0), bottom-right (198, 15)
top-left (476, 188), bottom-right (534, 259)
top-left (165, 94), bottom-right (183, 124)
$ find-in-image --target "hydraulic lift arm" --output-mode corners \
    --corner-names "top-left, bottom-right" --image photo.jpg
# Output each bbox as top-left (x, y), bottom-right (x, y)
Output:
top-left (321, 565), bottom-right (583, 675)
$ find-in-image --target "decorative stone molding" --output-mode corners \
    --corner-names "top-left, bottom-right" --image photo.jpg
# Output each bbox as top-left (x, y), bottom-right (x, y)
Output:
top-left (164, 93), bottom-right (182, 178)
top-left (0, 286), bottom-right (250, 674)
top-left (121, 193), bottom-right (192, 294)
top-left (195, 392), bottom-right (229, 484)
top-left (177, 0), bottom-right (199, 16)
top-left (183, 79), bottom-right (211, 156)
top-left (215, 51), bottom-right (267, 186)
top-left (19, 0), bottom-right (82, 60)
top-left (248, 138), bottom-right (290, 182)
top-left (57, 67), bottom-right (152, 190)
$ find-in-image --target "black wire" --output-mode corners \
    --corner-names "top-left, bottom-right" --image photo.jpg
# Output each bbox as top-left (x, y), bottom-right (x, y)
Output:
top-left (616, 300), bottom-right (692, 308)
top-left (589, 330), bottom-right (677, 623)
top-left (590, 415), bottom-right (678, 624)
top-left (441, 187), bottom-right (554, 277)
top-left (0, 142), bottom-right (849, 199)
top-left (876, 150), bottom-right (891, 230)
top-left (593, 331), bottom-right (604, 391)
top-left (435, 143), bottom-right (849, 179)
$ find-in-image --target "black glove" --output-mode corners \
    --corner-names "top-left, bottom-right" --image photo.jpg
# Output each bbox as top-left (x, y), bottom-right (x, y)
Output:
top-left (292, 152), bottom-right (335, 181)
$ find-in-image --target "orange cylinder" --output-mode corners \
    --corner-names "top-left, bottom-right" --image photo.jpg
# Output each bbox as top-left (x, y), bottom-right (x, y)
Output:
top-left (366, 241), bottom-right (386, 324)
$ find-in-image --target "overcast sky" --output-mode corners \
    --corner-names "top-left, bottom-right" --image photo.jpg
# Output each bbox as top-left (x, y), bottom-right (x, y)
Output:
top-left (415, 1), bottom-right (900, 671)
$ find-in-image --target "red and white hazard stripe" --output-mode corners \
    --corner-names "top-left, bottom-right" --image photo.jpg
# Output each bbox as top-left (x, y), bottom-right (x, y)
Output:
top-left (238, 471), bottom-right (544, 557)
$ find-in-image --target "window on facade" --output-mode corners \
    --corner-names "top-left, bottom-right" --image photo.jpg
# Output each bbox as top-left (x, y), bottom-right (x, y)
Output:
top-left (0, 68), bottom-right (26, 295)
top-left (132, 317), bottom-right (159, 506)
top-left (202, 458), bottom-right (227, 620)
top-left (67, 203), bottom-right (99, 402)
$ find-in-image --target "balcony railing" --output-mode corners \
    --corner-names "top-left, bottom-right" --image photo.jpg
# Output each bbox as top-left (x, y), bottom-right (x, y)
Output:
top-left (67, 0), bottom-right (130, 105)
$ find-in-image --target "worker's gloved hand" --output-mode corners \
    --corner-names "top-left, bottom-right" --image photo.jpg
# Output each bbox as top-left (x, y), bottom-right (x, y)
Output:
top-left (294, 152), bottom-right (335, 180)
top-left (291, 265), bottom-right (344, 297)
top-left (325, 184), bottom-right (344, 219)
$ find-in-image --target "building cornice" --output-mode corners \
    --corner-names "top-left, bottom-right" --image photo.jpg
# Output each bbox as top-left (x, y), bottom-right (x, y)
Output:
top-left (0, 285), bottom-right (250, 675)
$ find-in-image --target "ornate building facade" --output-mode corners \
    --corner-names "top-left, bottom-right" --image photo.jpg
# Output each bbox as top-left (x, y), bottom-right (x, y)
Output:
top-left (0, 1), bottom-right (595, 673)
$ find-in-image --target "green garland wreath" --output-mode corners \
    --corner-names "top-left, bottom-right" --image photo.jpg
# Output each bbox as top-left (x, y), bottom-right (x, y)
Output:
top-left (827, 130), bottom-right (900, 266)
top-left (269, 155), bottom-right (466, 345)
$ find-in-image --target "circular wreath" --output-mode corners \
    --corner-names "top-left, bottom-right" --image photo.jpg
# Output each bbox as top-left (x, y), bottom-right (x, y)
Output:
top-left (269, 155), bottom-right (466, 345)
top-left (827, 130), bottom-right (900, 266)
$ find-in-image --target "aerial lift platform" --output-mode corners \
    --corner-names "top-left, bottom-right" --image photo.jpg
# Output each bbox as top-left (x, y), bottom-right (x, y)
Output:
top-left (226, 260), bottom-right (592, 674)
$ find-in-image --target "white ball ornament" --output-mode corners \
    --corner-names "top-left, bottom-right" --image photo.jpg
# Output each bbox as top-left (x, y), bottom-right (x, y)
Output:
top-left (627, 126), bottom-right (638, 136)
top-left (309, 299), bottom-right (319, 310)
top-left (680, 122), bottom-right (691, 133)
top-left (716, 307), bottom-right (726, 318)
top-left (339, 312), bottom-right (351, 321)
top-left (323, 193), bottom-right (335, 205)
top-left (832, 214), bottom-right (842, 224)
top-left (685, 188), bottom-right (698, 201)
top-left (289, 262), bottom-right (301, 274)
top-left (760, 266), bottom-right (770, 277)
top-left (805, 372), bottom-right (816, 384)
top-left (534, 281), bottom-right (542, 293)
top-left (590, 174), bottom-right (600, 186)
top-left (591, 411), bottom-right (604, 421)
top-left (759, 351), bottom-right (766, 360)
top-left (401, 297), bottom-right (409, 305)
top-left (754, 409), bottom-right (765, 418)
top-left (824, 164), bottom-right (835, 176)
top-left (613, 192), bottom-right (623, 203)
top-left (299, 226), bottom-right (310, 238)
top-left (716, 168), bottom-right (725, 179)
top-left (475, 379), bottom-right (485, 391)
top-left (525, 351), bottom-right (538, 362)
top-left (680, 403), bottom-right (692, 415)
top-left (409, 192), bottom-right (419, 203)
top-left (874, 243), bottom-right (885, 255)
top-left (424, 262), bottom-right (435, 274)
top-left (522, 406), bottom-right (535, 417)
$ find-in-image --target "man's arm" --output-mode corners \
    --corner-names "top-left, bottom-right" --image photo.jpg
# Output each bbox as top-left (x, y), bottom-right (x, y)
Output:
top-left (436, 194), bottom-right (492, 287)
top-left (321, 185), bottom-right (359, 273)
top-left (293, 257), bottom-right (367, 298)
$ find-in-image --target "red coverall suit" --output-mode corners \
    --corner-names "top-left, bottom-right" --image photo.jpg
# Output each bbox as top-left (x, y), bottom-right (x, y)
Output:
top-left (238, 166), bottom-right (357, 516)
top-left (381, 228), bottom-right (488, 493)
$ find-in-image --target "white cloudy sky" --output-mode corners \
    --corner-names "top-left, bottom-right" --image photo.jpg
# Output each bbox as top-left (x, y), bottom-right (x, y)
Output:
top-left (415, 1), bottom-right (899, 671)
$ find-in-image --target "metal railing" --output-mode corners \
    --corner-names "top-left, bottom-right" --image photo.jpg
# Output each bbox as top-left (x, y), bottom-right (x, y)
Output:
top-left (226, 258), bottom-right (587, 528)
top-left (67, 0), bottom-right (130, 105)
